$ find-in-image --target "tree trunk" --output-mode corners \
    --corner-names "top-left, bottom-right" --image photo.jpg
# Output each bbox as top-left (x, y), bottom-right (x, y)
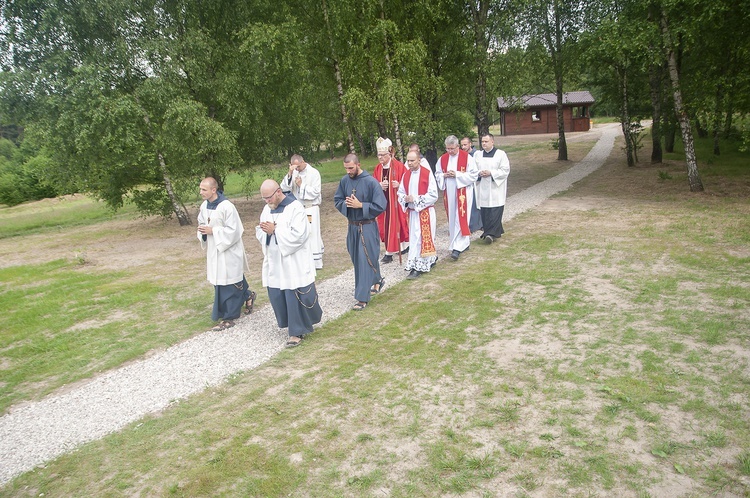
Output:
top-left (376, 115), bottom-right (388, 139)
top-left (712, 85), bottom-right (723, 156)
top-left (555, 77), bottom-right (568, 161)
top-left (158, 151), bottom-right (192, 226)
top-left (695, 117), bottom-right (708, 138)
top-left (648, 63), bottom-right (663, 163)
top-left (475, 69), bottom-right (490, 138)
top-left (140, 108), bottom-right (192, 225)
top-left (334, 59), bottom-right (355, 154)
top-left (661, 10), bottom-right (704, 192)
top-left (471, 0), bottom-right (491, 138)
top-left (664, 116), bottom-right (676, 153)
top-left (619, 67), bottom-right (636, 167)
top-left (723, 105), bottom-right (733, 138)
top-left (322, 0), bottom-right (355, 153)
top-left (549, 1), bottom-right (567, 161)
top-left (379, 0), bottom-right (403, 159)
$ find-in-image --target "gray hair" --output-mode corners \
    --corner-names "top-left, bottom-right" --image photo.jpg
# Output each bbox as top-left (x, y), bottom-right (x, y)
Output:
top-left (444, 135), bottom-right (459, 147)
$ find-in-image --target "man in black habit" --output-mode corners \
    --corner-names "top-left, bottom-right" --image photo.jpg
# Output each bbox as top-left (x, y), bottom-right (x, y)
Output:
top-left (334, 153), bottom-right (388, 311)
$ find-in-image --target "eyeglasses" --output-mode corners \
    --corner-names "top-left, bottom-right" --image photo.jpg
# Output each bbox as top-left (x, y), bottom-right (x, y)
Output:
top-left (261, 188), bottom-right (280, 201)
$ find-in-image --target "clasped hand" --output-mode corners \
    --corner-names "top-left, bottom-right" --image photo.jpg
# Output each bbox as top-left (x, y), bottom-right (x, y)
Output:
top-left (259, 221), bottom-right (276, 234)
top-left (345, 194), bottom-right (362, 209)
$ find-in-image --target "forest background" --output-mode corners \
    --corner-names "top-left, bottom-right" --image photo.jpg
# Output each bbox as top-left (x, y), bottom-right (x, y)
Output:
top-left (0, 0), bottom-right (749, 217)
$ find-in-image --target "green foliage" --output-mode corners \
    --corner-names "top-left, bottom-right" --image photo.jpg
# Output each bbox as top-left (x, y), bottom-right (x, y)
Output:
top-left (2, 0), bottom-right (750, 212)
top-left (0, 139), bottom-right (61, 206)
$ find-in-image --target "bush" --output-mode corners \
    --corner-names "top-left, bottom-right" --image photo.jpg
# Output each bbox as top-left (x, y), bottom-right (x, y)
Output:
top-left (0, 146), bottom-right (61, 206)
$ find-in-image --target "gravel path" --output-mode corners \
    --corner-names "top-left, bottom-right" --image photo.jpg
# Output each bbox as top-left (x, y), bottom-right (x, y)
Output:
top-left (0, 124), bottom-right (620, 485)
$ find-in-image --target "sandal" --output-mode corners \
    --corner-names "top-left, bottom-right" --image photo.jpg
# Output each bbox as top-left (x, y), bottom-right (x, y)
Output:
top-left (244, 290), bottom-right (257, 315)
top-left (370, 277), bottom-right (385, 295)
top-left (352, 301), bottom-right (367, 311)
top-left (286, 336), bottom-right (303, 348)
top-left (211, 320), bottom-right (235, 331)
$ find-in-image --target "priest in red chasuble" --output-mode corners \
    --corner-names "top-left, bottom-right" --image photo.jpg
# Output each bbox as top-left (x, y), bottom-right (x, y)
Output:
top-left (435, 135), bottom-right (479, 261)
top-left (397, 150), bottom-right (438, 279)
top-left (373, 137), bottom-right (409, 263)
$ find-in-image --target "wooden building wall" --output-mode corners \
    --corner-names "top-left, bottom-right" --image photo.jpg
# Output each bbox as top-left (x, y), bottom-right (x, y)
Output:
top-left (500, 107), bottom-right (591, 136)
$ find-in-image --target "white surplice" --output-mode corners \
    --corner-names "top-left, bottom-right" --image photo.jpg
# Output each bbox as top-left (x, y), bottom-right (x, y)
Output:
top-left (197, 199), bottom-right (249, 286)
top-left (280, 164), bottom-right (324, 269)
top-left (474, 148), bottom-right (510, 208)
top-left (398, 166), bottom-right (438, 272)
top-left (435, 152), bottom-right (479, 252)
top-left (255, 198), bottom-right (316, 290)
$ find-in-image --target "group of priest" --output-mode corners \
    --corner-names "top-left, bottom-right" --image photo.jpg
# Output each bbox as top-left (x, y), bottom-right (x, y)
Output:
top-left (196, 133), bottom-right (510, 345)
top-left (335, 133), bottom-right (510, 312)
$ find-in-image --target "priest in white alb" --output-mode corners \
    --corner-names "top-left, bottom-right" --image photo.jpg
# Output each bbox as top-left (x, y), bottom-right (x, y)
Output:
top-left (197, 177), bottom-right (256, 332)
top-left (474, 133), bottom-right (510, 243)
top-left (398, 150), bottom-right (438, 279)
top-left (256, 179), bottom-right (322, 348)
top-left (280, 154), bottom-right (324, 269)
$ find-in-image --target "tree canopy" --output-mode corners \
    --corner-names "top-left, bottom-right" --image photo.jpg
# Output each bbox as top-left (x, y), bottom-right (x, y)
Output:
top-left (1, 0), bottom-right (749, 216)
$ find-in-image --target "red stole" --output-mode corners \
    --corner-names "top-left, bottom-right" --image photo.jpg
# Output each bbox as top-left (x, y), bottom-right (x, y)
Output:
top-left (373, 159), bottom-right (409, 251)
top-left (402, 167), bottom-right (436, 258)
top-left (439, 150), bottom-right (470, 236)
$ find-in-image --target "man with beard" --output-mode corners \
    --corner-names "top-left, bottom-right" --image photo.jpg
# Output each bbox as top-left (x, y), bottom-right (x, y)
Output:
top-left (334, 153), bottom-right (388, 310)
top-left (257, 179), bottom-right (322, 347)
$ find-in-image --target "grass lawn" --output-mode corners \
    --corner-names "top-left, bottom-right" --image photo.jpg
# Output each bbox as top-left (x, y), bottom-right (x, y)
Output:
top-left (1, 129), bottom-right (748, 497)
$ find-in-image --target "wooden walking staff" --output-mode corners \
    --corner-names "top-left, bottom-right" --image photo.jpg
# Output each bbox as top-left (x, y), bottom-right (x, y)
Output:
top-left (394, 180), bottom-right (403, 265)
top-left (384, 166), bottom-right (402, 265)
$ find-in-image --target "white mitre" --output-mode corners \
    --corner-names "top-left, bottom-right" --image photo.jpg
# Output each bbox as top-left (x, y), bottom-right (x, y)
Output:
top-left (376, 137), bottom-right (392, 153)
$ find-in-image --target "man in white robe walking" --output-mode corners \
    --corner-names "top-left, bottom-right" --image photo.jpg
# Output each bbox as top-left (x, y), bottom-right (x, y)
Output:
top-left (197, 177), bottom-right (255, 331)
top-left (435, 135), bottom-right (479, 260)
top-left (398, 150), bottom-right (438, 279)
top-left (475, 133), bottom-right (510, 243)
top-left (280, 154), bottom-right (324, 269)
top-left (257, 179), bottom-right (322, 347)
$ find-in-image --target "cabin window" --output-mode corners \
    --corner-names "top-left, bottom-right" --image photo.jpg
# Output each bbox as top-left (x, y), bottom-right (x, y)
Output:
top-left (531, 110), bottom-right (541, 122)
top-left (573, 106), bottom-right (588, 118)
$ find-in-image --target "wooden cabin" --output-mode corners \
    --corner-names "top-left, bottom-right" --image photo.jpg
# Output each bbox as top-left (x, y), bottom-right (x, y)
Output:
top-left (496, 91), bottom-right (595, 136)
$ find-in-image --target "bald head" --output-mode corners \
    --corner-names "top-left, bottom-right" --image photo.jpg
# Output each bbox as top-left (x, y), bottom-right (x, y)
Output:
top-left (199, 177), bottom-right (219, 202)
top-left (261, 178), bottom-right (279, 193)
top-left (260, 179), bottom-right (283, 208)
top-left (406, 150), bottom-right (420, 171)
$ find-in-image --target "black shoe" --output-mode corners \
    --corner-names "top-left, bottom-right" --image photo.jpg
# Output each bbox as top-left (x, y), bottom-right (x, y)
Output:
top-left (400, 246), bottom-right (409, 254)
top-left (381, 254), bottom-right (393, 263)
top-left (406, 269), bottom-right (421, 280)
top-left (485, 235), bottom-right (494, 244)
top-left (450, 250), bottom-right (460, 260)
